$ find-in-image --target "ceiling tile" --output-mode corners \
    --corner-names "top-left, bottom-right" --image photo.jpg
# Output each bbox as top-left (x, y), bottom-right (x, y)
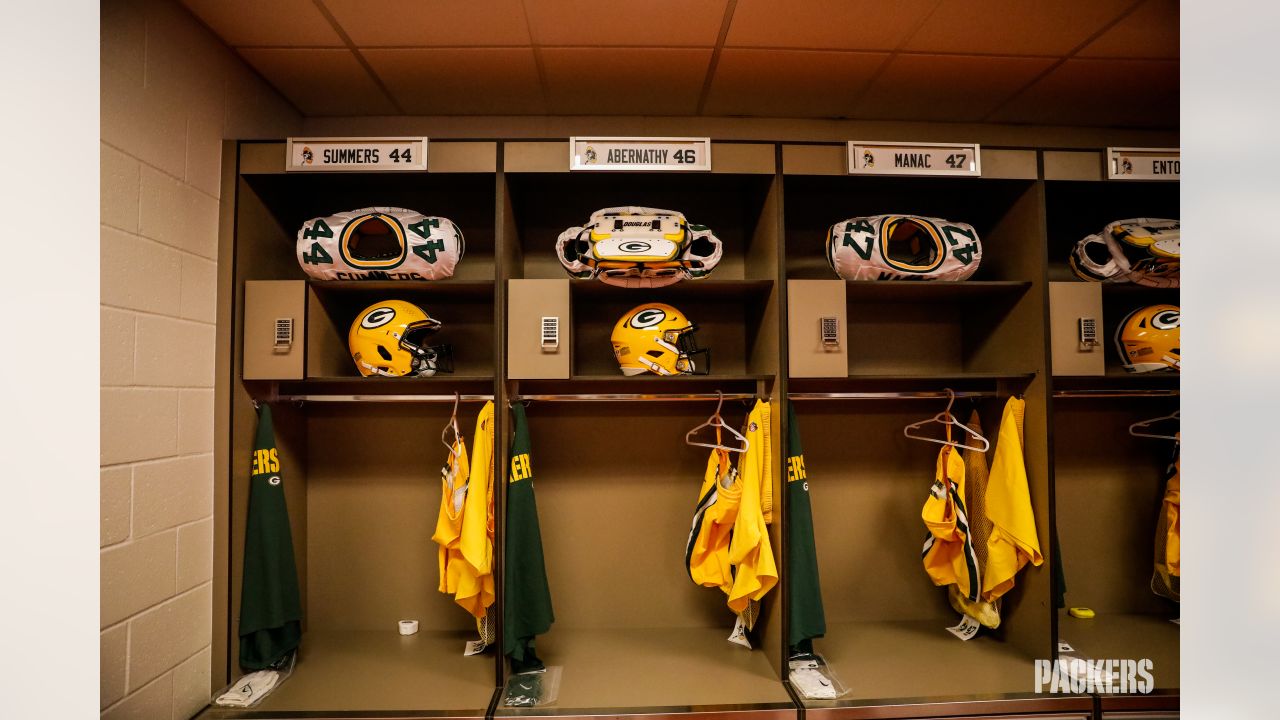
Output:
top-left (988, 58), bottom-right (1178, 127)
top-left (855, 54), bottom-right (1055, 122)
top-left (903, 0), bottom-right (1135, 56)
top-left (1077, 0), bottom-right (1178, 59)
top-left (238, 49), bottom-right (397, 115)
top-left (322, 0), bottom-right (531, 46)
top-left (726, 0), bottom-right (938, 51)
top-left (527, 0), bottom-right (728, 47)
top-left (540, 48), bottom-right (712, 115)
top-left (180, 0), bottom-right (343, 46)
top-left (364, 49), bottom-right (546, 115)
top-left (705, 49), bottom-right (888, 118)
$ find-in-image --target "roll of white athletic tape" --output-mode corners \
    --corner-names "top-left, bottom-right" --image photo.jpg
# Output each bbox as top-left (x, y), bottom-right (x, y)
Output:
top-left (398, 620), bottom-right (419, 635)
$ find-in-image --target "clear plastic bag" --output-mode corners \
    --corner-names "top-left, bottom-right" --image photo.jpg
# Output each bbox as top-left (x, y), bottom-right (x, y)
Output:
top-left (211, 652), bottom-right (296, 708)
top-left (788, 653), bottom-right (847, 700)
top-left (501, 665), bottom-right (562, 707)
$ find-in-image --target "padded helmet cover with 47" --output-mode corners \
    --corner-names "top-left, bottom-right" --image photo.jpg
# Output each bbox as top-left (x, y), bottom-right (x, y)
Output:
top-left (611, 303), bottom-right (709, 376)
top-left (826, 214), bottom-right (982, 281)
top-left (348, 300), bottom-right (454, 377)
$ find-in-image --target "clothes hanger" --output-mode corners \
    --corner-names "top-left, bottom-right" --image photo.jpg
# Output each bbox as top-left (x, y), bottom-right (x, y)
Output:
top-left (903, 388), bottom-right (991, 453)
top-left (686, 390), bottom-right (750, 453)
top-left (442, 392), bottom-right (463, 458)
top-left (1129, 410), bottom-right (1180, 441)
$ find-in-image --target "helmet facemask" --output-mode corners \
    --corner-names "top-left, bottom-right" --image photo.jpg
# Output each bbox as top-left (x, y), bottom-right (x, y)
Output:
top-left (398, 319), bottom-right (454, 376)
top-left (664, 323), bottom-right (710, 375)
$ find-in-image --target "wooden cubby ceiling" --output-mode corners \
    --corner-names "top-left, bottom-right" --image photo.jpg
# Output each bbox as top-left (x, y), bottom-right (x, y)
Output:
top-left (178, 0), bottom-right (1177, 127)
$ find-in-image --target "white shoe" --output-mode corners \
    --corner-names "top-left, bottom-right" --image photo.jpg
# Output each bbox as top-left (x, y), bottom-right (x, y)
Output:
top-left (789, 660), bottom-right (837, 699)
top-left (215, 670), bottom-right (280, 707)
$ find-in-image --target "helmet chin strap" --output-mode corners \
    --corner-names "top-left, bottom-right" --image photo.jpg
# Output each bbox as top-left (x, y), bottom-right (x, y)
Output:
top-left (637, 356), bottom-right (674, 375)
top-left (358, 359), bottom-right (398, 377)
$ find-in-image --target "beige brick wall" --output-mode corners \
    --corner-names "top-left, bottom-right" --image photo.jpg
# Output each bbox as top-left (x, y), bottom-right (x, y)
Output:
top-left (100, 1), bottom-right (300, 717)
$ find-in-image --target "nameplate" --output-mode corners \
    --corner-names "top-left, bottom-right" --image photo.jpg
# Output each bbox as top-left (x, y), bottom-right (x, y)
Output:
top-left (570, 137), bottom-right (711, 171)
top-left (286, 137), bottom-right (428, 172)
top-left (1107, 147), bottom-right (1179, 180)
top-left (847, 141), bottom-right (981, 177)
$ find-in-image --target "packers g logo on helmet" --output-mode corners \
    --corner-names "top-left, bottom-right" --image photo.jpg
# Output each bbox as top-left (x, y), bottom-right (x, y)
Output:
top-left (360, 306), bottom-right (396, 329)
top-left (611, 303), bottom-right (709, 376)
top-left (348, 299), bottom-right (454, 377)
top-left (629, 308), bottom-right (666, 329)
top-left (1115, 304), bottom-right (1180, 373)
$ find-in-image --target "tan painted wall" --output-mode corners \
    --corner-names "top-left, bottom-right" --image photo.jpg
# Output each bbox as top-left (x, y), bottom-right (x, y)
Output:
top-left (99, 1), bottom-right (300, 717)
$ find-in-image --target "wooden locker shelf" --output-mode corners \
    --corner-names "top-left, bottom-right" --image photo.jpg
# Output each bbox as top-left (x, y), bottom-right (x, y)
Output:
top-left (197, 630), bottom-right (496, 717)
top-left (1058, 612), bottom-right (1180, 691)
top-left (512, 374), bottom-right (774, 400)
top-left (309, 279), bottom-right (498, 296)
top-left (494, 627), bottom-right (795, 717)
top-left (798, 620), bottom-right (1070, 705)
top-left (840, 280), bottom-right (1031, 302)
top-left (570, 279), bottom-right (775, 300)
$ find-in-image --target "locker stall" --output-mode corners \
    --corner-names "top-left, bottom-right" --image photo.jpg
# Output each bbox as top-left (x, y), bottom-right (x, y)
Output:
top-left (497, 141), bottom-right (790, 718)
top-left (208, 142), bottom-right (503, 717)
top-left (782, 144), bottom-right (1081, 718)
top-left (1046, 160), bottom-right (1180, 718)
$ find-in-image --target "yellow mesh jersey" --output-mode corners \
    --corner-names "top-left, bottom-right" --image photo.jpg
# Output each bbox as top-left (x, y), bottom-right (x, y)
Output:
top-left (431, 401), bottom-right (496, 620)
top-left (982, 397), bottom-right (1043, 602)
top-left (921, 444), bottom-right (981, 602)
top-left (432, 432), bottom-right (471, 606)
top-left (726, 400), bottom-right (778, 613)
top-left (686, 447), bottom-right (739, 595)
top-left (948, 410), bottom-right (1002, 627)
top-left (1152, 435), bottom-right (1180, 601)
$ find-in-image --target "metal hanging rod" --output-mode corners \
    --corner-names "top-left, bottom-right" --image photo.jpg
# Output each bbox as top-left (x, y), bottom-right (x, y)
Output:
top-left (514, 392), bottom-right (759, 403)
top-left (271, 394), bottom-right (495, 403)
top-left (1053, 389), bottom-right (1180, 398)
top-left (789, 390), bottom-right (999, 401)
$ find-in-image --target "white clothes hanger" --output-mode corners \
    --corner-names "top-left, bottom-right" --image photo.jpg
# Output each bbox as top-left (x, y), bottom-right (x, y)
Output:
top-left (686, 390), bottom-right (750, 453)
top-left (1129, 410), bottom-right (1180, 441)
top-left (442, 392), bottom-right (463, 458)
top-left (903, 388), bottom-right (991, 453)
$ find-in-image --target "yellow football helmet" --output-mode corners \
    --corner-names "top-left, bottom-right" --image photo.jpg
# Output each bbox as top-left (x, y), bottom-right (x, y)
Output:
top-left (1115, 304), bottom-right (1179, 373)
top-left (611, 303), bottom-right (709, 376)
top-left (348, 300), bottom-right (453, 377)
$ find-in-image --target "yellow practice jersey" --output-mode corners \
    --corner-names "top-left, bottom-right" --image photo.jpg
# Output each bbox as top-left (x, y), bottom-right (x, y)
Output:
top-left (431, 401), bottom-right (496, 619)
top-left (982, 397), bottom-right (1043, 602)
top-left (921, 445), bottom-right (981, 602)
top-left (948, 410), bottom-right (1002, 628)
top-left (685, 447), bottom-right (738, 596)
top-left (685, 401), bottom-right (777, 616)
top-left (1152, 436), bottom-right (1180, 601)
top-left (726, 400), bottom-right (777, 613)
